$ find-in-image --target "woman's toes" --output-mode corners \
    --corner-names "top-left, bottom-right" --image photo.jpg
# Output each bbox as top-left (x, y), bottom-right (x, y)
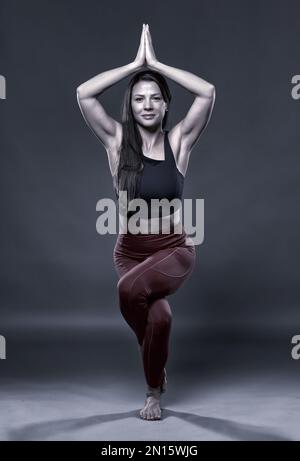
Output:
top-left (140, 397), bottom-right (162, 420)
top-left (149, 407), bottom-right (161, 420)
top-left (140, 407), bottom-right (146, 418)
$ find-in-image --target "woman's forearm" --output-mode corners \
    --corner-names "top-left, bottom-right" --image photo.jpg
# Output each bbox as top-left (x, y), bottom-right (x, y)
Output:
top-left (76, 61), bottom-right (141, 99)
top-left (148, 61), bottom-right (215, 98)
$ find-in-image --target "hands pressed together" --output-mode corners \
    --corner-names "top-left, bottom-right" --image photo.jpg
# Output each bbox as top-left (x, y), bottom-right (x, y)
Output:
top-left (134, 23), bottom-right (158, 68)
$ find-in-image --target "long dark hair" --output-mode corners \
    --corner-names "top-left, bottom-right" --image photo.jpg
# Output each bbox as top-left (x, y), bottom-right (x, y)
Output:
top-left (113, 70), bottom-right (171, 204)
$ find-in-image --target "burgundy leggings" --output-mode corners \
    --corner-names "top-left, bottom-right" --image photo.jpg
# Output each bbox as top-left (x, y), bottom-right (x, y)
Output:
top-left (113, 229), bottom-right (196, 389)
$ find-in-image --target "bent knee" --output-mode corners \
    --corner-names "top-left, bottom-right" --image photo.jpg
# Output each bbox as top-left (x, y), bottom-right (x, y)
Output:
top-left (117, 277), bottom-right (132, 304)
top-left (149, 312), bottom-right (172, 331)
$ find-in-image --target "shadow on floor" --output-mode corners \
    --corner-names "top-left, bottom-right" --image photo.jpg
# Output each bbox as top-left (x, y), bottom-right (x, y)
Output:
top-left (7, 408), bottom-right (290, 441)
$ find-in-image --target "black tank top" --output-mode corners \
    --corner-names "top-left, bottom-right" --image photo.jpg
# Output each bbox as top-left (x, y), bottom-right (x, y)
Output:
top-left (115, 130), bottom-right (184, 219)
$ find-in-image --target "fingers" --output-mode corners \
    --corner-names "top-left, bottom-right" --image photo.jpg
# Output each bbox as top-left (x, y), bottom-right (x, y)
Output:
top-left (143, 24), bottom-right (149, 47)
top-left (144, 24), bottom-right (151, 45)
top-left (145, 24), bottom-right (152, 44)
top-left (140, 23), bottom-right (145, 42)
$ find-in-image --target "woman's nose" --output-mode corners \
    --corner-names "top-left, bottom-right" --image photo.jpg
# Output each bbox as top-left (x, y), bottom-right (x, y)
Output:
top-left (144, 101), bottom-right (153, 109)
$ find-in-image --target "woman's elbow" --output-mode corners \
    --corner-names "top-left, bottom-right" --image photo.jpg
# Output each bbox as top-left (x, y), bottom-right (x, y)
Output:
top-left (208, 84), bottom-right (216, 99)
top-left (76, 85), bottom-right (83, 99)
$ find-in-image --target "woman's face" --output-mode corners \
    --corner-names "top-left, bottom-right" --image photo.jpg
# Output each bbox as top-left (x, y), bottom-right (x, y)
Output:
top-left (131, 80), bottom-right (167, 128)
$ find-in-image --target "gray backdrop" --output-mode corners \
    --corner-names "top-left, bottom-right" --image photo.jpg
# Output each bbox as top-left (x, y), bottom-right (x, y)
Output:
top-left (0, 0), bottom-right (299, 423)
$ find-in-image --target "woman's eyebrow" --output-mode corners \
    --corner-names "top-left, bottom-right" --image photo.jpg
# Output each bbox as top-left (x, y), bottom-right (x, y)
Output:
top-left (133, 93), bottom-right (161, 97)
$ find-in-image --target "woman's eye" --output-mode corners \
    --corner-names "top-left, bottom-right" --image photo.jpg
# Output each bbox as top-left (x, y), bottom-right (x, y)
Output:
top-left (135, 97), bottom-right (160, 101)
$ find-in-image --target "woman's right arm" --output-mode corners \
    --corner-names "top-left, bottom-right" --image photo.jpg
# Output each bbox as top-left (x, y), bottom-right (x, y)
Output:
top-left (76, 61), bottom-right (140, 150)
top-left (76, 24), bottom-right (146, 157)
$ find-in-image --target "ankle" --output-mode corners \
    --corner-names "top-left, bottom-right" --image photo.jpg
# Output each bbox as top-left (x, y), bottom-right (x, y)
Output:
top-left (146, 386), bottom-right (162, 399)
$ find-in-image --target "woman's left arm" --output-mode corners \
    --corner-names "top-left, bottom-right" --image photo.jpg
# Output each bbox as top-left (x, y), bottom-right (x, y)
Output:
top-left (145, 24), bottom-right (216, 151)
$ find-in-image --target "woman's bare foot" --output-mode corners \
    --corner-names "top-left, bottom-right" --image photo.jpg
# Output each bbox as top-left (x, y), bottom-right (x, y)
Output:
top-left (139, 390), bottom-right (162, 420)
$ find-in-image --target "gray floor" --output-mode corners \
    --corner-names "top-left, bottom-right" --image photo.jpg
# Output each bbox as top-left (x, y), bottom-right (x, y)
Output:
top-left (0, 324), bottom-right (299, 441)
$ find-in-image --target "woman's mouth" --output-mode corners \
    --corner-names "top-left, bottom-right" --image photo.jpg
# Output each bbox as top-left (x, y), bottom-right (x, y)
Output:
top-left (142, 114), bottom-right (155, 119)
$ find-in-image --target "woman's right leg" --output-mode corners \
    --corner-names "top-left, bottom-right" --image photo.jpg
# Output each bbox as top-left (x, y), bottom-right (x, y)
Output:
top-left (114, 250), bottom-right (171, 390)
top-left (114, 245), bottom-right (195, 389)
top-left (141, 296), bottom-right (172, 392)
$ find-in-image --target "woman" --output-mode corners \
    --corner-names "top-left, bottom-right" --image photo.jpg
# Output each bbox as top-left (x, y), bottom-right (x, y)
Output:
top-left (76, 24), bottom-right (215, 421)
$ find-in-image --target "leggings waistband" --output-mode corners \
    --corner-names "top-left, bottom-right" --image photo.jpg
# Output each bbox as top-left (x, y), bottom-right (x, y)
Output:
top-left (114, 228), bottom-right (194, 259)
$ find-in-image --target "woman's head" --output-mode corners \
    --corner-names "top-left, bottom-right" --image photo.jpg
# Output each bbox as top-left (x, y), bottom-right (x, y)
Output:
top-left (114, 70), bottom-right (171, 203)
top-left (123, 70), bottom-right (171, 129)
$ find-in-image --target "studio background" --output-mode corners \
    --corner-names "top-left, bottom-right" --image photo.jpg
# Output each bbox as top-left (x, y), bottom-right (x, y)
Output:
top-left (0, 0), bottom-right (299, 441)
